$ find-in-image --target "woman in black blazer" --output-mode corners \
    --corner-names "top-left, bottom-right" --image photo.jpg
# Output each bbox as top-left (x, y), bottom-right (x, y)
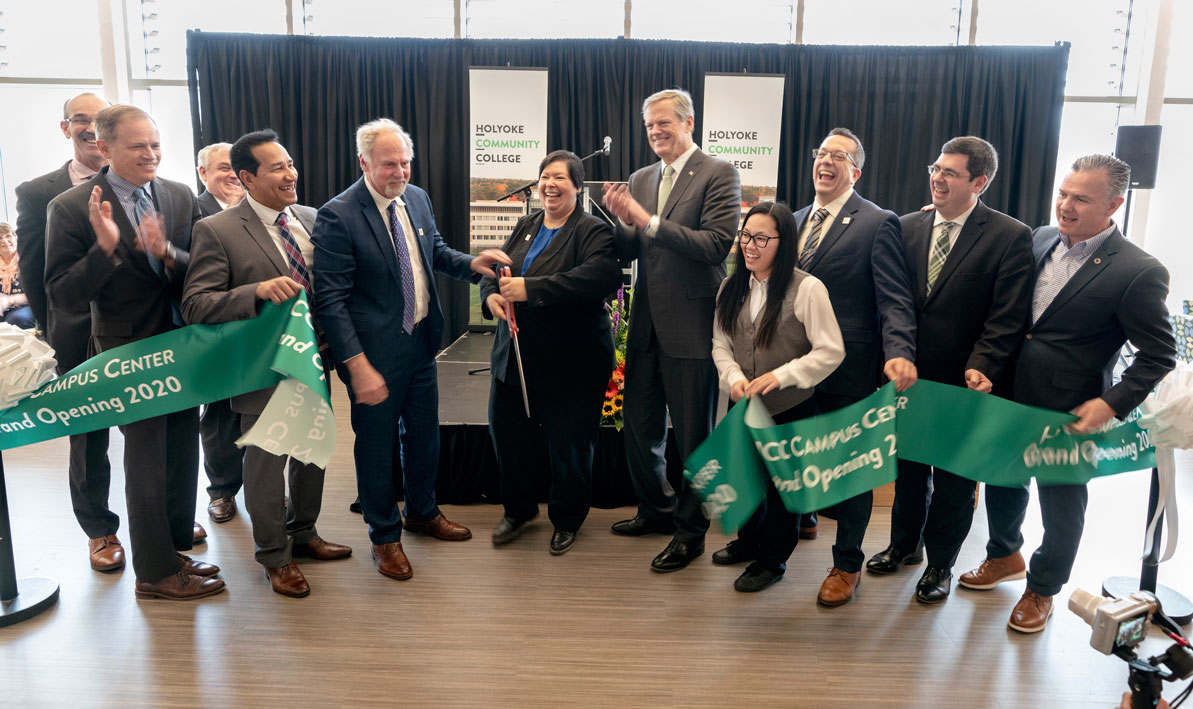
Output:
top-left (480, 150), bottom-right (622, 555)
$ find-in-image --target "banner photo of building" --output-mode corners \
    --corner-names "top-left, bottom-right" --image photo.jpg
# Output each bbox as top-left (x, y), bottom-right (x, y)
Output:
top-left (701, 73), bottom-right (786, 212)
top-left (468, 66), bottom-right (549, 326)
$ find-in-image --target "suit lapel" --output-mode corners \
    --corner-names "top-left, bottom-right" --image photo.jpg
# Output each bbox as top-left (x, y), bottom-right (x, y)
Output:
top-left (506, 213), bottom-right (544, 275)
top-left (235, 200), bottom-right (288, 276)
top-left (1034, 228), bottom-right (1121, 327)
top-left (355, 179), bottom-right (403, 285)
top-left (904, 211), bottom-right (933, 306)
top-left (804, 191), bottom-right (859, 272)
top-left (660, 150), bottom-right (706, 219)
top-left (926, 201), bottom-right (987, 303)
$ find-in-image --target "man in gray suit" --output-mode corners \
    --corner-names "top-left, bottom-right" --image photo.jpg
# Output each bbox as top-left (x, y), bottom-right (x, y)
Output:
top-left (183, 129), bottom-right (352, 598)
top-left (602, 88), bottom-right (741, 572)
top-left (194, 141), bottom-right (247, 525)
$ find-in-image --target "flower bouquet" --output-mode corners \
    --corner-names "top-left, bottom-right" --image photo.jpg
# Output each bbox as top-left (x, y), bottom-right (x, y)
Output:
top-left (601, 285), bottom-right (631, 429)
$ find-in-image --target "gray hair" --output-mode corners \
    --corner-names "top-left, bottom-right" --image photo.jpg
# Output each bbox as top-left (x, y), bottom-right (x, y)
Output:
top-left (94, 104), bottom-right (155, 143)
top-left (356, 118), bottom-right (414, 163)
top-left (196, 142), bottom-right (233, 171)
top-left (642, 89), bottom-right (694, 123)
top-left (826, 127), bottom-right (866, 170)
top-left (1072, 153), bottom-right (1131, 199)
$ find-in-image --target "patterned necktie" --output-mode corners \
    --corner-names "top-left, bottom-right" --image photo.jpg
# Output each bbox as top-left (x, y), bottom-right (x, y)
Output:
top-left (657, 164), bottom-right (675, 215)
top-left (386, 201), bottom-right (417, 334)
top-left (926, 220), bottom-right (956, 295)
top-left (275, 213), bottom-right (312, 298)
top-left (798, 207), bottom-right (830, 269)
top-left (134, 186), bottom-right (162, 277)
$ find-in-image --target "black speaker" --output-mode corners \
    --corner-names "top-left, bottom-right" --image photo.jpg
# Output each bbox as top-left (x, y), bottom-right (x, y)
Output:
top-left (1114, 125), bottom-right (1162, 190)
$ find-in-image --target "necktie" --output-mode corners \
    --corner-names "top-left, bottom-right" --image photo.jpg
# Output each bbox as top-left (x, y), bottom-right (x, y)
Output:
top-left (926, 221), bottom-right (956, 294)
top-left (386, 201), bottom-right (417, 334)
top-left (134, 187), bottom-right (162, 277)
top-left (275, 212), bottom-right (312, 298)
top-left (657, 164), bottom-right (675, 215)
top-left (798, 207), bottom-right (830, 269)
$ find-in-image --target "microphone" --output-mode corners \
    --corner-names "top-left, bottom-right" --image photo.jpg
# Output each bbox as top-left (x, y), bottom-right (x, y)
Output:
top-left (602, 136), bottom-right (612, 156)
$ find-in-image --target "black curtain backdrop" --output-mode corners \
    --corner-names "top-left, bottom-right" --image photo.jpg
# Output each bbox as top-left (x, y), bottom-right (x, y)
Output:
top-left (187, 32), bottom-right (1068, 343)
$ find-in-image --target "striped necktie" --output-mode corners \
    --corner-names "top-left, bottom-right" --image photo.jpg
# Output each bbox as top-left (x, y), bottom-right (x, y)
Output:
top-left (386, 201), bottom-right (417, 334)
top-left (798, 207), bottom-right (830, 269)
top-left (926, 221), bottom-right (956, 295)
top-left (275, 212), bottom-right (312, 298)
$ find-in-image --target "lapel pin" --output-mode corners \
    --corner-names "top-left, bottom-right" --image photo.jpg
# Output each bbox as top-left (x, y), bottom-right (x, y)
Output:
top-left (418, 228), bottom-right (424, 236)
top-left (842, 217), bottom-right (852, 225)
top-left (524, 233), bottom-right (532, 241)
top-left (1094, 257), bottom-right (1102, 264)
top-left (688, 170), bottom-right (694, 176)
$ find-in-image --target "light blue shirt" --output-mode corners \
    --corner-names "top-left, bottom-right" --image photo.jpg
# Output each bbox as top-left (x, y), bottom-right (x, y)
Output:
top-left (1031, 223), bottom-right (1116, 324)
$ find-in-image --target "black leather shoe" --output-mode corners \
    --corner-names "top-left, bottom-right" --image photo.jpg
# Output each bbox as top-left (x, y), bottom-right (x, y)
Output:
top-left (549, 529), bottom-right (576, 556)
top-left (915, 566), bottom-right (953, 604)
top-left (733, 564), bottom-right (784, 592)
top-left (650, 539), bottom-right (704, 572)
top-left (611, 515), bottom-right (674, 537)
top-left (711, 539), bottom-right (758, 566)
top-left (349, 498), bottom-right (362, 514)
top-left (866, 545), bottom-right (925, 574)
top-left (491, 514), bottom-right (537, 545)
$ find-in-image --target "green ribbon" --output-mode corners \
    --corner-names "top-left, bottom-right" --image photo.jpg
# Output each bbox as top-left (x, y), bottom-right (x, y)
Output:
top-left (684, 381), bottom-right (1155, 533)
top-left (0, 293), bottom-right (335, 467)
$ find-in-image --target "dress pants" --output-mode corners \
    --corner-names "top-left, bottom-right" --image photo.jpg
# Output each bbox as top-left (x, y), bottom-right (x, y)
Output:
top-left (920, 468), bottom-right (978, 569)
top-left (349, 323), bottom-right (440, 546)
top-left (984, 481), bottom-right (1088, 597)
top-left (489, 376), bottom-right (604, 533)
top-left (813, 389), bottom-right (873, 573)
top-left (623, 326), bottom-right (718, 544)
top-left (239, 412), bottom-right (323, 567)
top-left (119, 407), bottom-right (200, 581)
top-left (67, 427), bottom-right (117, 538)
top-left (734, 398), bottom-right (818, 569)
top-left (200, 398), bottom-right (244, 500)
top-left (889, 459), bottom-right (932, 553)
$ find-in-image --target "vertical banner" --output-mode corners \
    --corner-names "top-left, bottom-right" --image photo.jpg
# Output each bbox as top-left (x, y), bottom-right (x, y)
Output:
top-left (468, 66), bottom-right (548, 325)
top-left (701, 73), bottom-right (786, 209)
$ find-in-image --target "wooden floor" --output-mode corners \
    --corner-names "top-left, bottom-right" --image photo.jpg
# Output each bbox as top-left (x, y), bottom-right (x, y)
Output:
top-left (1, 380), bottom-right (1191, 708)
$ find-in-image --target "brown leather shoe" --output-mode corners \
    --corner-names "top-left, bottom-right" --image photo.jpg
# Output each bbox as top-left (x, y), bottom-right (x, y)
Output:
top-left (958, 551), bottom-right (1026, 590)
top-left (292, 536), bottom-right (353, 560)
top-left (207, 496), bottom-right (237, 523)
top-left (134, 571), bottom-right (226, 600)
top-left (176, 552), bottom-right (220, 577)
top-left (372, 542), bottom-right (413, 580)
top-left (265, 562), bottom-right (311, 598)
top-left (1008, 589), bottom-right (1054, 633)
top-left (817, 567), bottom-right (860, 606)
top-left (88, 534), bottom-right (125, 572)
top-left (799, 524), bottom-right (819, 540)
top-left (403, 514), bottom-right (472, 541)
top-left (193, 522), bottom-right (208, 544)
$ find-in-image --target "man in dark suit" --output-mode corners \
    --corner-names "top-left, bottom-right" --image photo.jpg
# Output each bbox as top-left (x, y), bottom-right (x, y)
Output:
top-left (183, 130), bottom-right (351, 597)
top-left (44, 104), bottom-right (223, 600)
top-left (312, 118), bottom-right (510, 581)
top-left (600, 88), bottom-right (741, 572)
top-left (865, 136), bottom-right (1034, 605)
top-left (959, 154), bottom-right (1176, 633)
top-left (15, 93), bottom-right (127, 572)
top-left (194, 141), bottom-right (247, 525)
top-left (786, 128), bottom-right (917, 606)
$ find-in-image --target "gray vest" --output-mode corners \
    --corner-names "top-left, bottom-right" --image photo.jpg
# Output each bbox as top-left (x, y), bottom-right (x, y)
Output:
top-left (732, 271), bottom-right (814, 415)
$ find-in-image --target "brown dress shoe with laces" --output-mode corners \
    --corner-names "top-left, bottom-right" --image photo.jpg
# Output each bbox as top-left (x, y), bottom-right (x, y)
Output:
top-left (292, 536), bottom-right (353, 560)
top-left (265, 562), bottom-right (311, 598)
top-left (403, 514), bottom-right (472, 541)
top-left (372, 542), bottom-right (413, 580)
top-left (1008, 589), bottom-right (1053, 633)
top-left (817, 568), bottom-right (861, 606)
top-left (958, 551), bottom-right (1026, 590)
top-left (176, 553), bottom-right (220, 577)
top-left (134, 571), bottom-right (226, 600)
top-left (193, 522), bottom-right (208, 544)
top-left (88, 535), bottom-right (125, 572)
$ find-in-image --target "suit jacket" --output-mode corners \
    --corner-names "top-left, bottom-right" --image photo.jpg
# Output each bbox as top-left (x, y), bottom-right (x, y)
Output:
top-left (1014, 225), bottom-right (1175, 415)
top-left (44, 167), bottom-right (199, 355)
top-left (794, 191), bottom-right (916, 400)
top-left (182, 198), bottom-right (318, 415)
top-left (14, 161), bottom-right (72, 342)
top-left (312, 178), bottom-right (475, 380)
top-left (479, 207), bottom-right (622, 392)
top-left (612, 150), bottom-right (740, 360)
top-left (900, 201), bottom-right (1034, 389)
top-left (197, 190), bottom-right (224, 218)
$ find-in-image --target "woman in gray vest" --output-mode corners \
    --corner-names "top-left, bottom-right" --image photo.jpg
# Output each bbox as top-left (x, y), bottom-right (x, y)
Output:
top-left (709, 201), bottom-right (845, 592)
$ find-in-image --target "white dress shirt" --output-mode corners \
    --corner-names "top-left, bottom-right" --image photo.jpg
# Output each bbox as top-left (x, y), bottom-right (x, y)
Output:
top-left (365, 178), bottom-right (430, 324)
top-left (244, 194), bottom-right (314, 269)
top-left (796, 188), bottom-right (854, 254)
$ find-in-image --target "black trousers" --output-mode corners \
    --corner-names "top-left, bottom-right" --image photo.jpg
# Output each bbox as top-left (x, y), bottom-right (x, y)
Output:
top-left (889, 458), bottom-right (932, 553)
top-left (67, 427), bottom-right (117, 539)
top-left (813, 389), bottom-right (873, 573)
top-left (984, 481), bottom-right (1088, 597)
top-left (200, 398), bottom-right (244, 500)
top-left (489, 376), bottom-right (605, 533)
top-left (919, 466), bottom-right (978, 569)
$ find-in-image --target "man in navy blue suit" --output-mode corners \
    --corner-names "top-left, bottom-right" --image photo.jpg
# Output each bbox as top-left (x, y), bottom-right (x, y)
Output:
top-left (312, 118), bottom-right (510, 581)
top-left (959, 154), bottom-right (1176, 633)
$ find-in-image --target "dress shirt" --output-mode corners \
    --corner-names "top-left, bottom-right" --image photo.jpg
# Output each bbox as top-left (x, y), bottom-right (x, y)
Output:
top-left (644, 142), bottom-right (701, 238)
top-left (364, 178), bottom-right (429, 324)
top-left (1031, 223), bottom-right (1116, 324)
top-left (928, 200), bottom-right (977, 273)
top-left (105, 169), bottom-right (153, 229)
top-left (243, 194), bottom-right (315, 269)
top-left (797, 188), bottom-right (854, 254)
top-left (711, 270), bottom-right (845, 392)
top-left (68, 159), bottom-right (99, 186)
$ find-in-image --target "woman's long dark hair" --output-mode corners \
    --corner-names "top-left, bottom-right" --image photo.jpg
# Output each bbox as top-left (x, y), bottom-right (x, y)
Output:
top-left (715, 201), bottom-right (800, 350)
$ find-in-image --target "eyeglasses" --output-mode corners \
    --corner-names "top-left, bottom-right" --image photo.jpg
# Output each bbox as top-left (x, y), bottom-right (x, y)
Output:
top-left (67, 116), bottom-right (96, 126)
top-left (738, 230), bottom-right (780, 247)
top-left (811, 149), bottom-right (858, 167)
top-left (926, 165), bottom-right (972, 180)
